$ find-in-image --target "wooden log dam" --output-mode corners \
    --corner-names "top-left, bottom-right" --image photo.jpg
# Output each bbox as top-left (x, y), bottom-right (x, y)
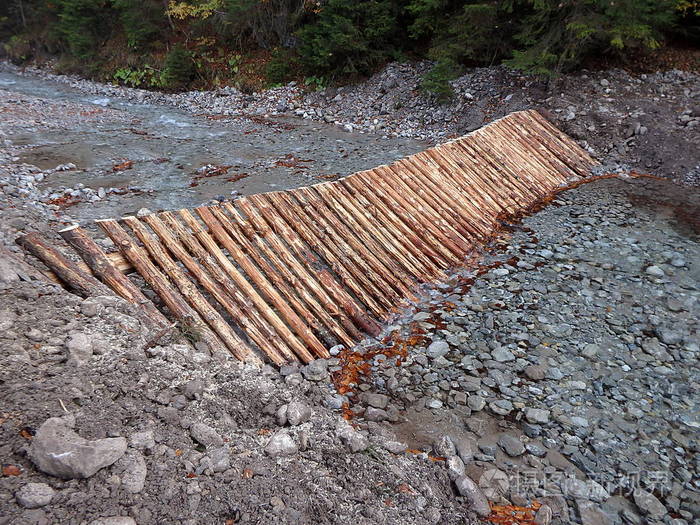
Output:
top-left (19, 110), bottom-right (598, 365)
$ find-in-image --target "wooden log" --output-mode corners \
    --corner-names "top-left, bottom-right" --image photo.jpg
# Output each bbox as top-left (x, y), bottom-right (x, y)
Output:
top-left (397, 157), bottom-right (491, 239)
top-left (121, 216), bottom-right (256, 363)
top-left (243, 193), bottom-right (381, 336)
top-left (314, 183), bottom-right (427, 282)
top-left (339, 176), bottom-right (450, 270)
top-left (208, 205), bottom-right (334, 358)
top-left (219, 202), bottom-right (360, 347)
top-left (192, 207), bottom-right (319, 363)
top-left (350, 171), bottom-right (463, 263)
top-left (375, 164), bottom-right (475, 248)
top-left (329, 182), bottom-right (442, 279)
top-left (135, 215), bottom-right (280, 364)
top-left (255, 192), bottom-right (388, 317)
top-left (155, 212), bottom-right (290, 364)
top-left (96, 219), bottom-right (230, 359)
top-left (301, 186), bottom-right (417, 301)
top-left (59, 225), bottom-right (169, 333)
top-left (17, 232), bottom-right (113, 298)
top-left (293, 187), bottom-right (404, 307)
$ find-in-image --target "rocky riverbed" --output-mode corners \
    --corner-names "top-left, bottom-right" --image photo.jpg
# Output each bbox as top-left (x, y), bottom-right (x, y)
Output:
top-left (1, 60), bottom-right (698, 524)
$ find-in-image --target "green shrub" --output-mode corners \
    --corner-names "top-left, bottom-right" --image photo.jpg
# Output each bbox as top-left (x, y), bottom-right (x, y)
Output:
top-left (113, 0), bottom-right (164, 50)
top-left (162, 45), bottom-right (195, 89)
top-left (296, 0), bottom-right (401, 77)
top-left (420, 57), bottom-right (459, 101)
top-left (54, 0), bottom-right (111, 59)
top-left (265, 47), bottom-right (297, 84)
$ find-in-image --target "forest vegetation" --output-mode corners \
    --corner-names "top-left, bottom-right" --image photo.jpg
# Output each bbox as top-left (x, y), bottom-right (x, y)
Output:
top-left (1, 1), bottom-right (698, 96)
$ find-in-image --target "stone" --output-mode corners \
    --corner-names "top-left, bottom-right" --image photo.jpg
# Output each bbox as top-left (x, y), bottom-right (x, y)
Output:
top-left (577, 500), bottom-right (613, 525)
top-left (433, 435), bottom-right (456, 457)
top-left (454, 437), bottom-right (475, 463)
top-left (427, 341), bottom-right (450, 358)
top-left (265, 431), bottom-right (298, 457)
top-left (524, 365), bottom-right (546, 381)
top-left (534, 504), bottom-right (552, 525)
top-left (525, 408), bottom-right (550, 424)
top-left (364, 407), bottom-right (388, 422)
top-left (118, 451), bottom-right (147, 494)
top-left (286, 401), bottom-right (312, 426)
top-left (446, 455), bottom-right (465, 480)
top-left (645, 265), bottom-right (665, 277)
top-left (468, 395), bottom-right (486, 411)
top-left (362, 393), bottom-right (389, 409)
top-left (205, 446), bottom-right (231, 472)
top-left (455, 475), bottom-right (491, 517)
top-left (491, 347), bottom-right (515, 362)
top-left (633, 489), bottom-right (667, 519)
top-left (66, 332), bottom-right (93, 366)
top-left (337, 425), bottom-right (368, 453)
top-left (15, 483), bottom-right (55, 508)
top-left (190, 423), bottom-right (223, 448)
top-left (489, 399), bottom-right (513, 416)
top-left (28, 417), bottom-right (127, 479)
top-left (182, 379), bottom-right (205, 399)
top-left (301, 359), bottom-right (328, 381)
top-left (498, 434), bottom-right (525, 457)
top-left (129, 430), bottom-right (155, 451)
top-left (89, 518), bottom-right (137, 525)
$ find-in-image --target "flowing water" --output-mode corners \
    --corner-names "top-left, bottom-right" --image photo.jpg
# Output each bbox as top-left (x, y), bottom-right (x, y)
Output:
top-left (0, 69), bottom-right (427, 222)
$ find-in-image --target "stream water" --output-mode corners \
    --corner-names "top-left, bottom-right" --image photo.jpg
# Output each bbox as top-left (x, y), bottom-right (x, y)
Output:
top-left (0, 69), bottom-right (427, 222)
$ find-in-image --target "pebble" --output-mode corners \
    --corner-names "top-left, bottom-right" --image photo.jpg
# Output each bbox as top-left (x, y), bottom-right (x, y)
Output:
top-left (264, 430), bottom-right (298, 457)
top-left (15, 483), bottom-right (55, 508)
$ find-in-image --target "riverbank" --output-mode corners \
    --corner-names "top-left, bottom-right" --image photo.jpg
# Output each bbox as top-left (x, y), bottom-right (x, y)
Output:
top-left (0, 61), bottom-right (698, 524)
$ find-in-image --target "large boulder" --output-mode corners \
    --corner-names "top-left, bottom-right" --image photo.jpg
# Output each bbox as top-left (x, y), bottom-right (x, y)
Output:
top-left (28, 417), bottom-right (127, 479)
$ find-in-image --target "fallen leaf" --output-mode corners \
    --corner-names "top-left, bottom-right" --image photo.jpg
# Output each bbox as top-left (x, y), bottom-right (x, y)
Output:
top-left (174, 449), bottom-right (183, 456)
top-left (2, 465), bottom-right (22, 476)
top-left (112, 160), bottom-right (133, 172)
top-left (186, 472), bottom-right (197, 478)
top-left (19, 427), bottom-right (35, 440)
top-left (241, 468), bottom-right (254, 479)
top-left (397, 483), bottom-right (414, 494)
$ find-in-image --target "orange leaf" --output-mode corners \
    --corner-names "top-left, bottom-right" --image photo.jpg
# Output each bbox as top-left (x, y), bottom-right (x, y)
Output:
top-left (2, 465), bottom-right (22, 476)
top-left (242, 468), bottom-right (254, 479)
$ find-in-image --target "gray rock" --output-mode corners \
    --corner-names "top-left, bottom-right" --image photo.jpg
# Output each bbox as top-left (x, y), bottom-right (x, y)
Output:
top-left (265, 430), bottom-right (298, 457)
top-left (28, 417), bottom-right (127, 479)
top-left (534, 504), bottom-right (552, 525)
top-left (66, 332), bottom-right (93, 366)
top-left (364, 407), bottom-right (388, 422)
top-left (182, 379), bottom-right (205, 399)
top-left (524, 365), bottom-right (546, 381)
top-left (286, 400), bottom-right (312, 426)
top-left (633, 489), bottom-right (667, 518)
top-left (498, 434), bottom-right (525, 457)
top-left (15, 483), bottom-right (55, 508)
top-left (205, 446), bottom-right (231, 472)
top-left (337, 425), bottom-right (368, 453)
top-left (301, 359), bottom-right (328, 381)
top-left (118, 451), bottom-right (147, 494)
top-left (433, 435), bottom-right (456, 457)
top-left (468, 395), bottom-right (486, 411)
top-left (489, 399), bottom-right (513, 416)
top-left (190, 423), bottom-right (223, 448)
top-left (446, 455), bottom-right (465, 480)
top-left (577, 500), bottom-right (613, 525)
top-left (362, 392), bottom-right (390, 409)
top-left (645, 265), bottom-right (665, 277)
top-left (129, 430), bottom-right (155, 451)
top-left (454, 475), bottom-right (491, 517)
top-left (525, 408), bottom-right (550, 424)
top-left (427, 341), bottom-right (450, 358)
top-left (454, 437), bottom-right (475, 463)
top-left (89, 518), bottom-right (137, 525)
top-left (491, 347), bottom-right (515, 362)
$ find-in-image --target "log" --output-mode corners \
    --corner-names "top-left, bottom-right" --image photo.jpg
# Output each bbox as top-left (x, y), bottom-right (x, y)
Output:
top-left (17, 232), bottom-right (112, 298)
top-left (154, 212), bottom-right (289, 364)
top-left (250, 192), bottom-right (387, 318)
top-left (218, 202), bottom-right (359, 347)
top-left (188, 207), bottom-right (317, 363)
top-left (96, 219), bottom-right (231, 360)
top-left (122, 217), bottom-right (252, 361)
top-left (59, 225), bottom-right (169, 333)
top-left (243, 193), bottom-right (381, 336)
